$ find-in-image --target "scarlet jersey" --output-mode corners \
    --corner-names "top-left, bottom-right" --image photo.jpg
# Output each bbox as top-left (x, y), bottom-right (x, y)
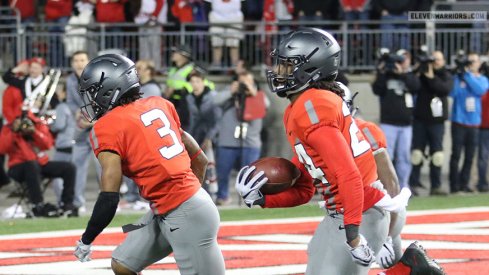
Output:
top-left (355, 118), bottom-right (387, 150)
top-left (90, 97), bottom-right (201, 215)
top-left (270, 89), bottom-right (384, 225)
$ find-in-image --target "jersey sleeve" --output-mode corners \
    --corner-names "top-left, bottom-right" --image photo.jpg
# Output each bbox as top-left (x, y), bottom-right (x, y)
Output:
top-left (90, 120), bottom-right (123, 158)
top-left (263, 155), bottom-right (315, 208)
top-left (357, 119), bottom-right (387, 150)
top-left (306, 125), bottom-right (364, 226)
top-left (292, 91), bottom-right (342, 141)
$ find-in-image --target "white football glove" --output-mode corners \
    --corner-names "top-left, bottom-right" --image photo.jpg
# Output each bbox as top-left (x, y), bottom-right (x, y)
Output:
top-left (235, 166), bottom-right (268, 208)
top-left (347, 234), bottom-right (376, 267)
top-left (74, 240), bottom-right (92, 262)
top-left (376, 236), bottom-right (395, 268)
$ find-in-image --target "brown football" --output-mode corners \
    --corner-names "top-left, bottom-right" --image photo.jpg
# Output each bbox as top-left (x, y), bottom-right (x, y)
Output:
top-left (250, 157), bottom-right (301, 195)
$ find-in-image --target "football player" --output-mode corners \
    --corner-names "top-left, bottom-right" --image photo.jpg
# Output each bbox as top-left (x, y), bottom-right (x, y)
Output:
top-left (73, 54), bottom-right (225, 275)
top-left (235, 28), bottom-right (444, 275)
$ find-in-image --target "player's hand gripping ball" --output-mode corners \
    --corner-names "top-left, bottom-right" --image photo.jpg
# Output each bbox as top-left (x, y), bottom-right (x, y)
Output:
top-left (250, 157), bottom-right (301, 195)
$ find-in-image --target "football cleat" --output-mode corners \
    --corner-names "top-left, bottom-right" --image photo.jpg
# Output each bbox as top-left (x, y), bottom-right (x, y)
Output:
top-left (400, 241), bottom-right (446, 275)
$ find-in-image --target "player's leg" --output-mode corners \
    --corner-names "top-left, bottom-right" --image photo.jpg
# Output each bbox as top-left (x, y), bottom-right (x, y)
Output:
top-left (359, 206), bottom-right (390, 254)
top-left (306, 211), bottom-right (376, 275)
top-left (112, 211), bottom-right (172, 274)
top-left (306, 213), bottom-right (355, 275)
top-left (162, 188), bottom-right (225, 275)
top-left (390, 207), bottom-right (406, 262)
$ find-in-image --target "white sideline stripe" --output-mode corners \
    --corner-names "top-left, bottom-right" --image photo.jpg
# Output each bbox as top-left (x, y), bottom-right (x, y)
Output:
top-left (0, 260), bottom-right (308, 275)
top-left (0, 207), bottom-right (488, 240)
top-left (403, 220), bottom-right (489, 235)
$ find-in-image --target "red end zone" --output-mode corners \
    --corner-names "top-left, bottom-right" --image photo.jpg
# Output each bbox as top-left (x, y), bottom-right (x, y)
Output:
top-left (0, 208), bottom-right (488, 274)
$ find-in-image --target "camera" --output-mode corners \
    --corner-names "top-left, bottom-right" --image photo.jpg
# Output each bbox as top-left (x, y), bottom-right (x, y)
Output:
top-left (415, 45), bottom-right (436, 74)
top-left (453, 49), bottom-right (472, 77)
top-left (238, 82), bottom-right (249, 95)
top-left (378, 48), bottom-right (405, 74)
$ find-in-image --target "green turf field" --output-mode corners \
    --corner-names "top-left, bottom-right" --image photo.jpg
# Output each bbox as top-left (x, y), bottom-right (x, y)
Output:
top-left (0, 193), bottom-right (488, 235)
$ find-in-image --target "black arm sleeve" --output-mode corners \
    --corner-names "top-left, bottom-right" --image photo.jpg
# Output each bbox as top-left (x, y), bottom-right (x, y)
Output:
top-left (81, 192), bottom-right (120, 245)
top-left (372, 73), bottom-right (388, 96)
top-left (427, 70), bottom-right (454, 97)
top-left (2, 69), bottom-right (25, 89)
top-left (345, 224), bottom-right (360, 244)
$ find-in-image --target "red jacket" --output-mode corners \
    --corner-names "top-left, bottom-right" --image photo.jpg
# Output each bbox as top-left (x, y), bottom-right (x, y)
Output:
top-left (171, 0), bottom-right (192, 23)
top-left (0, 113), bottom-right (54, 168)
top-left (9, 0), bottom-right (35, 19)
top-left (45, 0), bottom-right (73, 21)
top-left (95, 0), bottom-right (127, 23)
top-left (481, 91), bottom-right (489, 129)
top-left (340, 0), bottom-right (368, 10)
top-left (2, 85), bottom-right (23, 124)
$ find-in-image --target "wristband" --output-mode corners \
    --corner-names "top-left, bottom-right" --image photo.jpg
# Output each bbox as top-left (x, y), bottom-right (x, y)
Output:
top-left (345, 224), bottom-right (360, 244)
top-left (190, 148), bottom-right (203, 161)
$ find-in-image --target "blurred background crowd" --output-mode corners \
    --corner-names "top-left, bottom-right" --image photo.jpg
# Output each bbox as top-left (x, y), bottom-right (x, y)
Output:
top-left (0, 0), bottom-right (488, 218)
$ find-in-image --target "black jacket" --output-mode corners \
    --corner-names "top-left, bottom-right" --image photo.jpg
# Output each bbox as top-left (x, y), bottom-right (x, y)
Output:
top-left (372, 71), bottom-right (421, 126)
top-left (413, 68), bottom-right (453, 123)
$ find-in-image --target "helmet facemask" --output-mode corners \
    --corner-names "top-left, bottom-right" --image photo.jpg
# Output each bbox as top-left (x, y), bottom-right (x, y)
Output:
top-left (267, 48), bottom-right (320, 98)
top-left (79, 72), bottom-right (110, 122)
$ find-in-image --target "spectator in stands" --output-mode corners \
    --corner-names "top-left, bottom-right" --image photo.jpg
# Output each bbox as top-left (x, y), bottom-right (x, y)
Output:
top-left (136, 59), bottom-right (162, 98)
top-left (186, 70), bottom-right (221, 197)
top-left (90, 0), bottom-right (127, 49)
top-left (135, 0), bottom-right (164, 68)
top-left (1, 59), bottom-right (29, 123)
top-left (293, 0), bottom-right (330, 22)
top-left (65, 50), bottom-right (100, 213)
top-left (478, 89), bottom-right (489, 193)
top-left (2, 57), bottom-right (48, 114)
top-left (165, 45), bottom-right (195, 130)
top-left (340, 0), bottom-right (371, 65)
top-left (214, 71), bottom-right (267, 205)
top-left (44, 0), bottom-right (72, 67)
top-left (0, 112), bottom-right (76, 217)
top-left (372, 0), bottom-right (413, 50)
top-left (262, 0), bottom-right (294, 66)
top-left (449, 52), bottom-right (489, 193)
top-left (409, 51), bottom-right (453, 196)
top-left (372, 49), bottom-right (420, 189)
top-left (5, 0), bottom-right (36, 57)
top-left (171, 0), bottom-right (193, 26)
top-left (63, 0), bottom-right (96, 59)
top-left (49, 83), bottom-right (77, 208)
top-left (207, 0), bottom-right (244, 68)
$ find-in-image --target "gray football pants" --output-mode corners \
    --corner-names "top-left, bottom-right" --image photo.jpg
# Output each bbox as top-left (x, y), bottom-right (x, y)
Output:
top-left (306, 207), bottom-right (389, 275)
top-left (112, 188), bottom-right (225, 274)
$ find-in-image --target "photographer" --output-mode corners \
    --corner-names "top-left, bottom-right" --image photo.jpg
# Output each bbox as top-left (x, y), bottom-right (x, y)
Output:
top-left (409, 51), bottom-right (453, 196)
top-left (214, 71), bottom-right (268, 205)
top-left (372, 49), bottom-right (421, 189)
top-left (449, 52), bottom-right (489, 193)
top-left (0, 112), bottom-right (76, 217)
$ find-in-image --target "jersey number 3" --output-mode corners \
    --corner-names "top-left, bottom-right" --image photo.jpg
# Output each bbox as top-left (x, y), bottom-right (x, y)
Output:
top-left (141, 109), bottom-right (184, 159)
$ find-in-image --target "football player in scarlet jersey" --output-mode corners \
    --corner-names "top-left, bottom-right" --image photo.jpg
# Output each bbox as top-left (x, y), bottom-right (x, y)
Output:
top-left (235, 28), bottom-right (443, 275)
top-left (73, 54), bottom-right (225, 275)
